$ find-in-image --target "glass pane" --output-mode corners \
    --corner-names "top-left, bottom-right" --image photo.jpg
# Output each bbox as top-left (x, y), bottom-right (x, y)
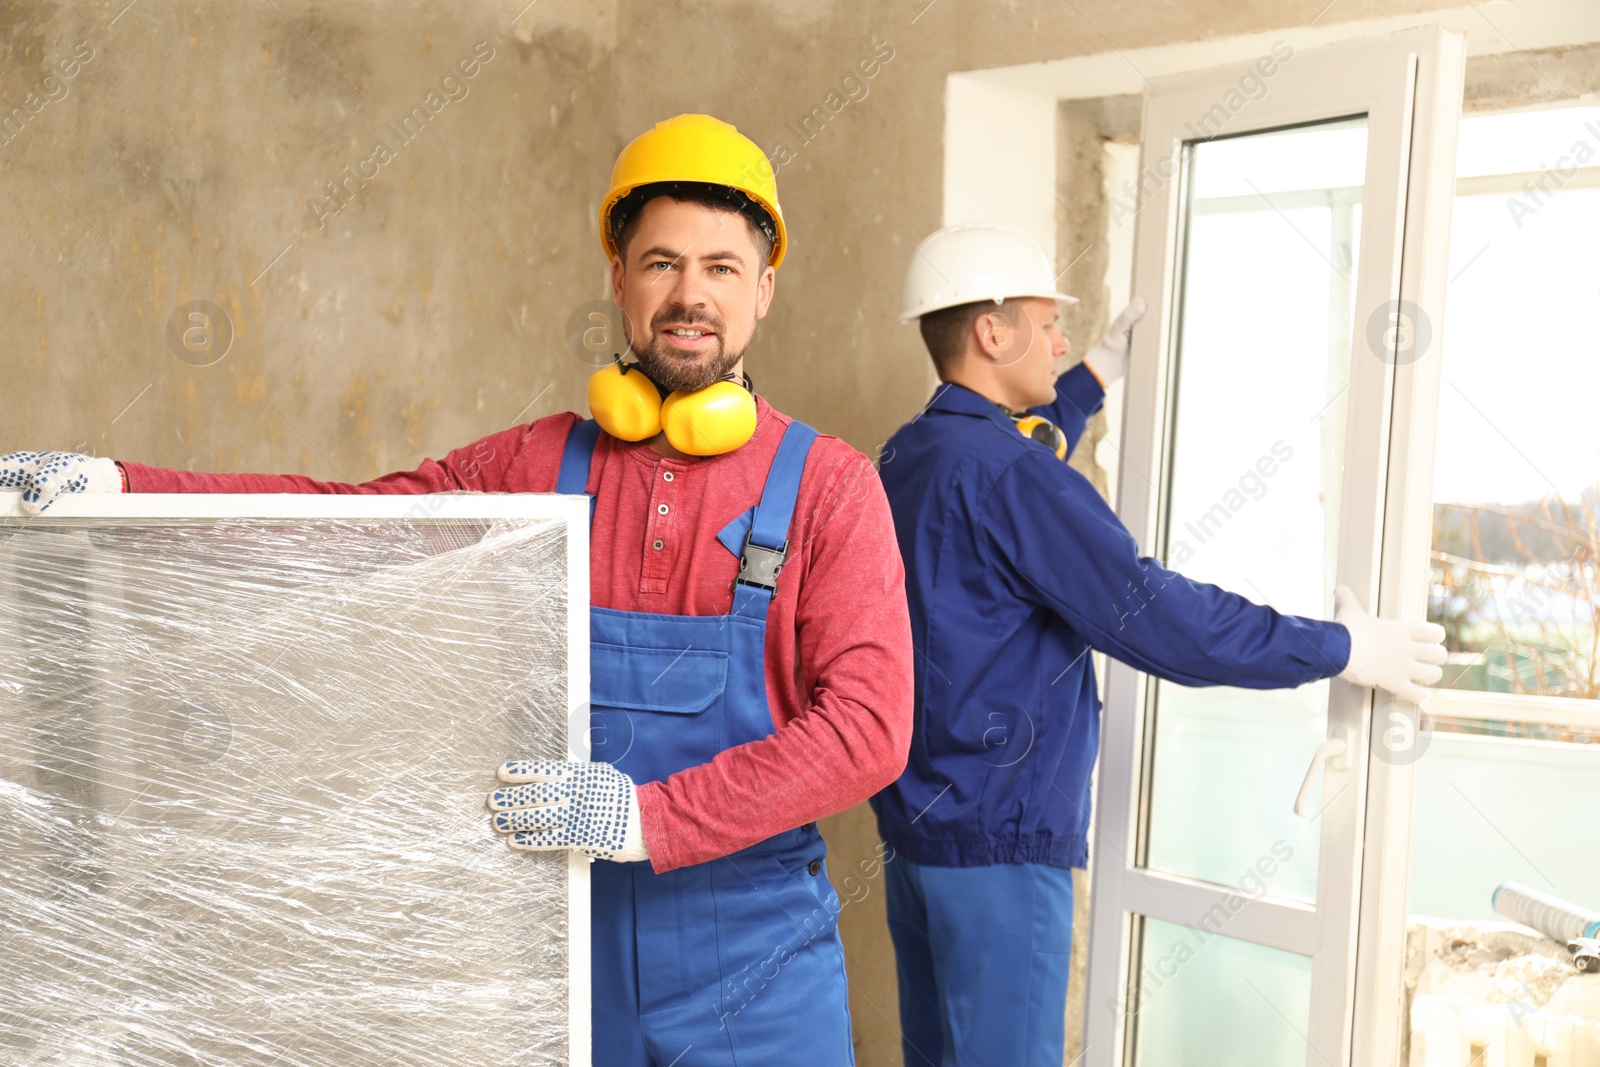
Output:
top-left (1453, 103), bottom-right (1600, 179)
top-left (1429, 112), bottom-right (1600, 700)
top-left (1189, 121), bottom-right (1367, 198)
top-left (1131, 917), bottom-right (1313, 1067)
top-left (1143, 119), bottom-right (1368, 902)
top-left (1409, 728), bottom-right (1600, 920)
top-left (1407, 103), bottom-right (1600, 1063)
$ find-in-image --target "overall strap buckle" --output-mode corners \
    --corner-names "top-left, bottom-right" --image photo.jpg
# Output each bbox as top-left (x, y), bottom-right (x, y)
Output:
top-left (732, 420), bottom-right (818, 601)
top-left (737, 535), bottom-right (789, 592)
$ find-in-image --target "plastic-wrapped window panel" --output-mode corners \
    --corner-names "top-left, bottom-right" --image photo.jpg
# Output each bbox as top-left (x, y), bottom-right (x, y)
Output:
top-left (0, 493), bottom-right (591, 1067)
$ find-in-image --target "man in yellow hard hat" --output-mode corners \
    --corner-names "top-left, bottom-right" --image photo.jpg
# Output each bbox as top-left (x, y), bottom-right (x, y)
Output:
top-left (3, 114), bottom-right (914, 1066)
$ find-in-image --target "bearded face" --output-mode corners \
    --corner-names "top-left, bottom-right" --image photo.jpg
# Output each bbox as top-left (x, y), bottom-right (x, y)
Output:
top-left (609, 196), bottom-right (776, 397)
top-left (628, 302), bottom-right (746, 394)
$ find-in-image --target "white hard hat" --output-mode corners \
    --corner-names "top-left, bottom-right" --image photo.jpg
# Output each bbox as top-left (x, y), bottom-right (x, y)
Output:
top-left (900, 223), bottom-right (1079, 323)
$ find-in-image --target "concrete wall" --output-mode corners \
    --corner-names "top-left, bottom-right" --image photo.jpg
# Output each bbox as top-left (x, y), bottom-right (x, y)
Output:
top-left (1, 1), bottom-right (617, 476)
top-left (0, 1), bottom-right (1511, 1064)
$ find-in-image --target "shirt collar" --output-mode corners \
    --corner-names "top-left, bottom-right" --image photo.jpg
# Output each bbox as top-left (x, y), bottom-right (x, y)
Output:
top-left (924, 381), bottom-right (1017, 430)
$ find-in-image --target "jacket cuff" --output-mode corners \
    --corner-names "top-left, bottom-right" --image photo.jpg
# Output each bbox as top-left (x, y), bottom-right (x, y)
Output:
top-left (117, 460), bottom-right (156, 492)
top-left (1325, 619), bottom-right (1353, 676)
top-left (635, 780), bottom-right (679, 874)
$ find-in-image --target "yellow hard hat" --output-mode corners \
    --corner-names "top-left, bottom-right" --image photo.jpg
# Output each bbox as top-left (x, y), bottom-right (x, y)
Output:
top-left (599, 114), bottom-right (786, 268)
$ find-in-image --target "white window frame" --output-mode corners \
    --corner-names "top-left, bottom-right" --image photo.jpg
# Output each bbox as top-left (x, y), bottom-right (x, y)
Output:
top-left (1, 490), bottom-right (594, 1066)
top-left (1080, 27), bottom-right (1465, 1067)
top-left (1356, 104), bottom-right (1600, 1063)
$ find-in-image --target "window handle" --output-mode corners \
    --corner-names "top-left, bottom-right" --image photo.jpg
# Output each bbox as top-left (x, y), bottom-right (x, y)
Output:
top-left (1294, 727), bottom-right (1353, 819)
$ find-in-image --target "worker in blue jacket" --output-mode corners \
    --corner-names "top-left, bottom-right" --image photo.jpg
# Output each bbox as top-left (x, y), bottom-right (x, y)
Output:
top-left (870, 223), bottom-right (1448, 1067)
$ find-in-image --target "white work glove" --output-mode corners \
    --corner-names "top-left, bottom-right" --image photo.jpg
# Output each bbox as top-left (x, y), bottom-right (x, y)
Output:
top-left (1, 451), bottom-right (122, 515)
top-left (487, 759), bottom-right (649, 862)
top-left (1334, 585), bottom-right (1448, 704)
top-left (1081, 297), bottom-right (1147, 387)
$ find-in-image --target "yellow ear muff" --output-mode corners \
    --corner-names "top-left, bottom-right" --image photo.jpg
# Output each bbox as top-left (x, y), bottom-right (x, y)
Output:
top-left (659, 380), bottom-right (757, 456)
top-left (587, 362), bottom-right (663, 442)
top-left (1013, 414), bottom-right (1067, 461)
top-left (586, 362), bottom-right (759, 456)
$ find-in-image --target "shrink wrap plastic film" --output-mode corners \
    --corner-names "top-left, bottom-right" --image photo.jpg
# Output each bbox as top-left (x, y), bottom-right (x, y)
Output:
top-left (0, 511), bottom-right (582, 1065)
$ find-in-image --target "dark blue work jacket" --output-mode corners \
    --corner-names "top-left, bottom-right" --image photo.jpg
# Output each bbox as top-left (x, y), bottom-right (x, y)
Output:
top-left (869, 366), bottom-right (1351, 869)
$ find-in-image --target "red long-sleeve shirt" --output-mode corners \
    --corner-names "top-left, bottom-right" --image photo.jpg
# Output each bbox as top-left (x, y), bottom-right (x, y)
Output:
top-left (120, 397), bottom-right (913, 873)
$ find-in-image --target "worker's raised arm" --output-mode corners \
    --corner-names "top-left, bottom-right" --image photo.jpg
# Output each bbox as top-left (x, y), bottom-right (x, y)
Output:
top-left (1029, 362), bottom-right (1104, 459)
top-left (982, 447), bottom-right (1350, 690)
top-left (2, 414), bottom-right (580, 510)
top-left (634, 448), bottom-right (914, 873)
top-left (1028, 297), bottom-right (1146, 460)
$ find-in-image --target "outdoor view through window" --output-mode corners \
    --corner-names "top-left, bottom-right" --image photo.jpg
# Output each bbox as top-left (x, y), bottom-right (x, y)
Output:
top-left (1429, 104), bottom-right (1600, 709)
top-left (1405, 100), bottom-right (1600, 1055)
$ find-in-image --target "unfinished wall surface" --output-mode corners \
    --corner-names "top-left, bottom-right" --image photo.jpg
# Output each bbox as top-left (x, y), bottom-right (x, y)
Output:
top-left (1, 0), bottom-right (616, 477)
top-left (0, 0), bottom-right (1512, 1064)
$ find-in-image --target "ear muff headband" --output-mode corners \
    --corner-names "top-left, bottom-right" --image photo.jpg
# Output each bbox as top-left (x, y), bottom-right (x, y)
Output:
top-left (586, 360), bottom-right (757, 457)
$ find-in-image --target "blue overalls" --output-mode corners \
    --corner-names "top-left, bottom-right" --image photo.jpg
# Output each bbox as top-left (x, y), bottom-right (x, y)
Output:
top-left (556, 418), bottom-right (856, 1067)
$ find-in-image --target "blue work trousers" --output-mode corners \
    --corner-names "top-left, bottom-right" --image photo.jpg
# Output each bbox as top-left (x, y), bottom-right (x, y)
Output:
top-left (885, 857), bottom-right (1075, 1067)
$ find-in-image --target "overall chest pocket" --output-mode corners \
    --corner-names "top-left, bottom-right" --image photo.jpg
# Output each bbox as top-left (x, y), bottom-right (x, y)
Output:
top-left (590, 641), bottom-right (728, 713)
top-left (589, 640), bottom-right (729, 782)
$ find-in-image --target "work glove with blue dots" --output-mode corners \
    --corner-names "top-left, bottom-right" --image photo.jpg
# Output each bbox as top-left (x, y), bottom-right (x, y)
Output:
top-left (487, 759), bottom-right (649, 863)
top-left (0, 451), bottom-right (122, 515)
